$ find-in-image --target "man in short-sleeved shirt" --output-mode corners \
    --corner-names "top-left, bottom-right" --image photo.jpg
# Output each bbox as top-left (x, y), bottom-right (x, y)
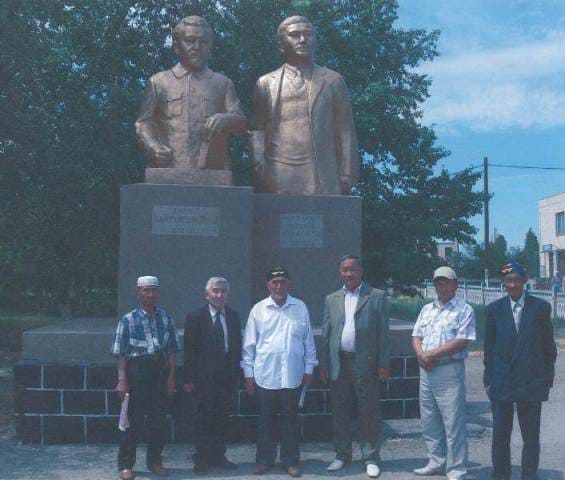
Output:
top-left (112, 275), bottom-right (180, 480)
top-left (412, 267), bottom-right (476, 480)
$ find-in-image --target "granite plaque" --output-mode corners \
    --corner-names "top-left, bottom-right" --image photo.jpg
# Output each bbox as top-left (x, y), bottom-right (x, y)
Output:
top-left (152, 205), bottom-right (219, 236)
top-left (280, 214), bottom-right (323, 248)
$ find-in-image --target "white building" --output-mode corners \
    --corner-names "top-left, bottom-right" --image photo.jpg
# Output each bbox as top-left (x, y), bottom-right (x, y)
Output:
top-left (539, 192), bottom-right (565, 278)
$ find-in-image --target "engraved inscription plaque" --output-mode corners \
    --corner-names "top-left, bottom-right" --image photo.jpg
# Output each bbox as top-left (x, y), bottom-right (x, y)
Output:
top-left (280, 214), bottom-right (323, 248)
top-left (152, 206), bottom-right (220, 236)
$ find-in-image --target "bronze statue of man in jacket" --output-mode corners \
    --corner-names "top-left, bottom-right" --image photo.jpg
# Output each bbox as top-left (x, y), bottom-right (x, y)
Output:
top-left (136, 16), bottom-right (246, 174)
top-left (250, 16), bottom-right (359, 195)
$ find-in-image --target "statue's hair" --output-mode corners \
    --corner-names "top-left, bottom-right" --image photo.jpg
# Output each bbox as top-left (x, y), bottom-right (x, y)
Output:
top-left (173, 16), bottom-right (213, 43)
top-left (276, 16), bottom-right (315, 42)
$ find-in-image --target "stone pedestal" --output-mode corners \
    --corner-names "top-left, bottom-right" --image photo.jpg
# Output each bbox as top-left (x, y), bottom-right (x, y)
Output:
top-left (145, 167), bottom-right (233, 186)
top-left (252, 194), bottom-right (362, 324)
top-left (118, 184), bottom-right (252, 322)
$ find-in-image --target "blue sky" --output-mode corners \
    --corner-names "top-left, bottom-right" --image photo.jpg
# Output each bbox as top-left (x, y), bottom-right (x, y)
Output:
top-left (396, 0), bottom-right (565, 248)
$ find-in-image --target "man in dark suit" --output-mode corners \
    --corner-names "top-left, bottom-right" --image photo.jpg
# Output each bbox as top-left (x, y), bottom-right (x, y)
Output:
top-left (320, 255), bottom-right (390, 478)
top-left (484, 261), bottom-right (557, 480)
top-left (183, 276), bottom-right (242, 474)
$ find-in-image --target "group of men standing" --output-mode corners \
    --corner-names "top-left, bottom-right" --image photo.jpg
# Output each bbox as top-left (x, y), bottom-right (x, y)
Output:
top-left (111, 258), bottom-right (557, 480)
top-left (112, 255), bottom-right (389, 479)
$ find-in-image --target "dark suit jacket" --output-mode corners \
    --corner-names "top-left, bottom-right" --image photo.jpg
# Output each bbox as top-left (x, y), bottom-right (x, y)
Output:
top-left (183, 305), bottom-right (242, 391)
top-left (484, 293), bottom-right (557, 401)
top-left (320, 283), bottom-right (390, 380)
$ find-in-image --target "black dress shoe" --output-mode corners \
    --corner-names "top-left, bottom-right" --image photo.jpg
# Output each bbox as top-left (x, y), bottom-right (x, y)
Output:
top-left (193, 461), bottom-right (208, 474)
top-left (211, 457), bottom-right (238, 470)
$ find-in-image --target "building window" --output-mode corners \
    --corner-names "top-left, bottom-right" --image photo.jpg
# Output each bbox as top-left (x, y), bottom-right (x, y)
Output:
top-left (557, 211), bottom-right (565, 236)
top-left (445, 247), bottom-right (453, 258)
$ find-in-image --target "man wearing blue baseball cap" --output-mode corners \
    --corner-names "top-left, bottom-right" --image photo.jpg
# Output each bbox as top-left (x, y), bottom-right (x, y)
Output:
top-left (484, 262), bottom-right (557, 480)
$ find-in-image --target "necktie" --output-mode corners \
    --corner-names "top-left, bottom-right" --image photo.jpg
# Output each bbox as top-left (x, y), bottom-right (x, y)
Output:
top-left (292, 70), bottom-right (305, 90)
top-left (214, 311), bottom-right (226, 354)
top-left (513, 302), bottom-right (522, 332)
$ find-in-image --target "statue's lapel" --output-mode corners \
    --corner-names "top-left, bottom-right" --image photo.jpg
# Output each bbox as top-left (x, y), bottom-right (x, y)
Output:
top-left (269, 67), bottom-right (285, 112)
top-left (309, 65), bottom-right (326, 112)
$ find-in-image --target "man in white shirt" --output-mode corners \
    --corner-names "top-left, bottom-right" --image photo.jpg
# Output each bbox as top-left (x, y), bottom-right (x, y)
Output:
top-left (412, 266), bottom-right (476, 480)
top-left (241, 267), bottom-right (318, 478)
top-left (319, 255), bottom-right (390, 478)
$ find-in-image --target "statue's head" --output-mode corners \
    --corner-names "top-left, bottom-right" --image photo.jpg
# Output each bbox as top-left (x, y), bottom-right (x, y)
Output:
top-left (173, 16), bottom-right (213, 71)
top-left (277, 16), bottom-right (316, 63)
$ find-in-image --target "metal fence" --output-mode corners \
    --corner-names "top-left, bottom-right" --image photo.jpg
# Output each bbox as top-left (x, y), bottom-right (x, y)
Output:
top-left (420, 282), bottom-right (565, 320)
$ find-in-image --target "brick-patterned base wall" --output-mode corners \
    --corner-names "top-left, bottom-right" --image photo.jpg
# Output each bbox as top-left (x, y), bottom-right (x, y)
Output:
top-left (15, 356), bottom-right (419, 445)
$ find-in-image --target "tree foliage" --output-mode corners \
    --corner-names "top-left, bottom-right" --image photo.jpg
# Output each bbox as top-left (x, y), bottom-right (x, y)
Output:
top-left (0, 0), bottom-right (482, 311)
top-left (458, 229), bottom-right (541, 280)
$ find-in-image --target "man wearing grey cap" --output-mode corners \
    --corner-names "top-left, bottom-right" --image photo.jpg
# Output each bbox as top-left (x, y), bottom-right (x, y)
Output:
top-left (412, 267), bottom-right (476, 480)
top-left (112, 276), bottom-right (180, 480)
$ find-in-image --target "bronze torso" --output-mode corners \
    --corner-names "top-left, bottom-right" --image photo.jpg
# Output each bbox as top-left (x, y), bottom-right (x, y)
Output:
top-left (136, 64), bottom-right (246, 170)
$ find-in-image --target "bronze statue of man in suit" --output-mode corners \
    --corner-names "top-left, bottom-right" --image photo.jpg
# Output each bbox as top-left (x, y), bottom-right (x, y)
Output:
top-left (136, 16), bottom-right (246, 172)
top-left (250, 16), bottom-right (359, 195)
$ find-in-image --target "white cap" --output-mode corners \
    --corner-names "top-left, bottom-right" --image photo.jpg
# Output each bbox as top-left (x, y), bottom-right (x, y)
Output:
top-left (433, 266), bottom-right (457, 280)
top-left (137, 275), bottom-right (160, 287)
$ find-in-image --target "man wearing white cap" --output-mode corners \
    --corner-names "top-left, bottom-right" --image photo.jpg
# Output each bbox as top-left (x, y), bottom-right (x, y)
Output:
top-left (112, 276), bottom-right (180, 480)
top-left (412, 267), bottom-right (476, 480)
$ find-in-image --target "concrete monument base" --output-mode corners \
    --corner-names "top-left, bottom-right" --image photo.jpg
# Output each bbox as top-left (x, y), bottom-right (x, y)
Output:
top-left (252, 194), bottom-right (361, 323)
top-left (145, 167), bottom-right (233, 186)
top-left (119, 184), bottom-right (252, 322)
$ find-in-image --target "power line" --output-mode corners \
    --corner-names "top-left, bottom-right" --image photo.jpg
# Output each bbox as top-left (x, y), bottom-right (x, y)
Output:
top-left (489, 163), bottom-right (565, 171)
top-left (448, 163), bottom-right (565, 177)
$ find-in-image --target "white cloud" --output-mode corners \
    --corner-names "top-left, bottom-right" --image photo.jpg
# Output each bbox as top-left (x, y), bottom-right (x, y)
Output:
top-left (420, 33), bottom-right (565, 131)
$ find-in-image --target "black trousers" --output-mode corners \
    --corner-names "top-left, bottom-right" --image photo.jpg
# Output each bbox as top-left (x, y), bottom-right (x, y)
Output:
top-left (117, 357), bottom-right (169, 471)
top-left (193, 365), bottom-right (234, 464)
top-left (491, 400), bottom-right (542, 480)
top-left (256, 386), bottom-right (301, 468)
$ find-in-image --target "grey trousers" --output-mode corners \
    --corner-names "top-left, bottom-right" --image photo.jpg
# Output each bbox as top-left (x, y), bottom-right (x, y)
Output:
top-left (330, 354), bottom-right (382, 463)
top-left (419, 361), bottom-right (467, 478)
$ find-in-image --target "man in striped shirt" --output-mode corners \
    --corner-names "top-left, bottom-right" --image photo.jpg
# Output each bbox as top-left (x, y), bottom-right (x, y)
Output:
top-left (412, 266), bottom-right (476, 480)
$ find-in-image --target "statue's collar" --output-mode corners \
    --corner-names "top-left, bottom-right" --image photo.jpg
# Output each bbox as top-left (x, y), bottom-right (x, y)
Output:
top-left (172, 63), bottom-right (212, 79)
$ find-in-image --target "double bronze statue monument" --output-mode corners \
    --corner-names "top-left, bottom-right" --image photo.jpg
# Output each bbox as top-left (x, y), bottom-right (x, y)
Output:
top-left (136, 15), bottom-right (359, 195)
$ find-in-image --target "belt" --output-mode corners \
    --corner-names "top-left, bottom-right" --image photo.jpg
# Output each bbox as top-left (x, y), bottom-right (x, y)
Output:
top-left (339, 351), bottom-right (356, 359)
top-left (129, 353), bottom-right (165, 363)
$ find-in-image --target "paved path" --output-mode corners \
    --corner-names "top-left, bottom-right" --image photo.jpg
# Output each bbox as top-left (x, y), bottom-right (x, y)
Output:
top-left (0, 353), bottom-right (564, 480)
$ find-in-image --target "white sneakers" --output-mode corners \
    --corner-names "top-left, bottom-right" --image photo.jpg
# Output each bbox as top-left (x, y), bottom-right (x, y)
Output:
top-left (413, 464), bottom-right (445, 476)
top-left (326, 459), bottom-right (381, 477)
top-left (366, 463), bottom-right (381, 478)
top-left (326, 459), bottom-right (346, 471)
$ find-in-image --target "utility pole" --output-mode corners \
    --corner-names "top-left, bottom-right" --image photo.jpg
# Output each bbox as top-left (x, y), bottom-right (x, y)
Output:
top-left (483, 156), bottom-right (489, 287)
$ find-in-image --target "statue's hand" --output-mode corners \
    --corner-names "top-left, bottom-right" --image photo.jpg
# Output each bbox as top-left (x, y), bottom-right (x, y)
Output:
top-left (149, 145), bottom-right (173, 168)
top-left (203, 114), bottom-right (230, 139)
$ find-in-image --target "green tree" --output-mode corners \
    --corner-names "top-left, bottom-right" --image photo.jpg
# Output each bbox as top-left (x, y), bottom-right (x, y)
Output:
top-left (459, 234), bottom-right (510, 280)
top-left (0, 0), bottom-right (482, 311)
top-left (511, 228), bottom-right (540, 277)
